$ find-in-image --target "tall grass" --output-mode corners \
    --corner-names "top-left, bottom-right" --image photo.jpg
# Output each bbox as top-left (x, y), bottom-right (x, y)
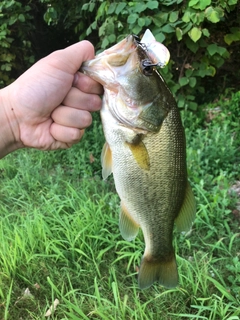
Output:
top-left (0, 92), bottom-right (239, 319)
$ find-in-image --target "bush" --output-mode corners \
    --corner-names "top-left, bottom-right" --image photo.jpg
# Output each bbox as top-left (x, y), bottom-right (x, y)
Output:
top-left (1, 0), bottom-right (240, 108)
top-left (78, 0), bottom-right (240, 109)
top-left (0, 0), bottom-right (35, 86)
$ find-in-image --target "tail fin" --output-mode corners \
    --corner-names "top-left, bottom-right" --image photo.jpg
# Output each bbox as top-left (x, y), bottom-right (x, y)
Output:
top-left (138, 254), bottom-right (178, 290)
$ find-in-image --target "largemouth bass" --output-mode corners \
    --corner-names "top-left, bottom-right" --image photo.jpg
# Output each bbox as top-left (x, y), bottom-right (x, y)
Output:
top-left (81, 30), bottom-right (196, 289)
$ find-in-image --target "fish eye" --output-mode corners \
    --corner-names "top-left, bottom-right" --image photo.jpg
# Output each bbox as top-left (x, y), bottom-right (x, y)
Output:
top-left (141, 59), bottom-right (154, 76)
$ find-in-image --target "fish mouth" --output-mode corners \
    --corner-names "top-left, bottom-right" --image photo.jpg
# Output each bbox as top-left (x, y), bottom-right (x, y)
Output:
top-left (80, 35), bottom-right (137, 87)
top-left (81, 30), bottom-right (170, 87)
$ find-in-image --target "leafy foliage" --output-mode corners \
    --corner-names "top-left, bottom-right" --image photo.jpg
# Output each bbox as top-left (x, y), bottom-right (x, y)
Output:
top-left (1, 0), bottom-right (240, 107)
top-left (0, 0), bottom-right (35, 86)
top-left (77, 0), bottom-right (240, 109)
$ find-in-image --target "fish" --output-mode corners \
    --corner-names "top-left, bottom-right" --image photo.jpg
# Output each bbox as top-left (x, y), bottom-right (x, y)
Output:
top-left (81, 29), bottom-right (196, 289)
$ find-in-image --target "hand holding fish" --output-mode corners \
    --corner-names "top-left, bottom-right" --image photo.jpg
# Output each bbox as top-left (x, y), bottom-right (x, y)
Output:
top-left (0, 41), bottom-right (103, 158)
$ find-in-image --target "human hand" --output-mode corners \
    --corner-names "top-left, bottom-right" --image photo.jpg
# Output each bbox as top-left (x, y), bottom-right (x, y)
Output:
top-left (0, 40), bottom-right (103, 158)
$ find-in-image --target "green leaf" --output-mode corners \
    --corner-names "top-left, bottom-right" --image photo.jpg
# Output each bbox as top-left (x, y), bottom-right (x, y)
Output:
top-left (217, 47), bottom-right (228, 57)
top-left (186, 37), bottom-right (199, 53)
top-left (86, 26), bottom-right (92, 36)
top-left (152, 12), bottom-right (168, 26)
top-left (228, 0), bottom-right (238, 4)
top-left (211, 55), bottom-right (224, 68)
top-left (161, 24), bottom-right (175, 33)
top-left (207, 43), bottom-right (218, 56)
top-left (9, 16), bottom-right (18, 25)
top-left (188, 101), bottom-right (198, 110)
top-left (82, 3), bottom-right (88, 10)
top-left (188, 27), bottom-right (202, 42)
top-left (146, 1), bottom-right (159, 9)
top-left (115, 3), bottom-right (127, 15)
top-left (138, 17), bottom-right (145, 27)
top-left (106, 20), bottom-right (115, 35)
top-left (177, 96), bottom-right (185, 108)
top-left (202, 28), bottom-right (210, 37)
top-left (102, 37), bottom-right (109, 49)
top-left (207, 44), bottom-right (228, 57)
top-left (182, 11), bottom-right (191, 23)
top-left (89, 2), bottom-right (95, 12)
top-left (224, 30), bottom-right (240, 45)
top-left (155, 32), bottom-right (165, 42)
top-left (208, 11), bottom-right (220, 23)
top-left (189, 77), bottom-right (197, 88)
top-left (199, 0), bottom-right (211, 10)
top-left (185, 69), bottom-right (193, 77)
top-left (133, 3), bottom-right (147, 13)
top-left (127, 13), bottom-right (138, 24)
top-left (169, 11), bottom-right (178, 23)
top-left (182, 22), bottom-right (193, 34)
top-left (189, 0), bottom-right (210, 9)
top-left (189, 0), bottom-right (199, 7)
top-left (179, 77), bottom-right (189, 86)
top-left (205, 6), bottom-right (224, 23)
top-left (186, 94), bottom-right (195, 100)
top-left (108, 34), bottom-right (116, 43)
top-left (176, 27), bottom-right (183, 41)
top-left (91, 21), bottom-right (97, 30)
top-left (96, 2), bottom-right (107, 19)
top-left (224, 34), bottom-right (234, 45)
top-left (99, 24), bottom-right (105, 37)
top-left (207, 65), bottom-right (216, 76)
top-left (144, 17), bottom-right (152, 26)
top-left (107, 3), bottom-right (116, 15)
top-left (132, 25), bottom-right (142, 35)
top-left (18, 14), bottom-right (25, 22)
top-left (195, 12), bottom-right (205, 24)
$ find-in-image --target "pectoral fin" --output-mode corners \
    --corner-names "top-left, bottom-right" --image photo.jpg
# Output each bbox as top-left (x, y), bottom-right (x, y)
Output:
top-left (119, 202), bottom-right (139, 241)
top-left (126, 141), bottom-right (150, 171)
top-left (175, 181), bottom-right (196, 232)
top-left (101, 142), bottom-right (112, 180)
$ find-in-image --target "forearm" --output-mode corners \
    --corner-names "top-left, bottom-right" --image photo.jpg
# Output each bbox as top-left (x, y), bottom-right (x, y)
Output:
top-left (0, 86), bottom-right (23, 158)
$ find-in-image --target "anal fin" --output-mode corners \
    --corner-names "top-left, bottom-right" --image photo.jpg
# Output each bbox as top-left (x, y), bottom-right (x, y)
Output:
top-left (119, 202), bottom-right (139, 241)
top-left (175, 180), bottom-right (196, 232)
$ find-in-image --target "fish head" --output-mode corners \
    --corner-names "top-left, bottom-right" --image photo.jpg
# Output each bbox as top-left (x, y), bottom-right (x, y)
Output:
top-left (81, 30), bottom-right (172, 132)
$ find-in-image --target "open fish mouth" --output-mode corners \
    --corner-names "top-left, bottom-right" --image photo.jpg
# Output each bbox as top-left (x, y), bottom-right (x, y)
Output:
top-left (81, 29), bottom-right (170, 87)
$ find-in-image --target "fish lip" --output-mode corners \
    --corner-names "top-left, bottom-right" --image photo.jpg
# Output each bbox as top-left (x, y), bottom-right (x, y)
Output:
top-left (80, 35), bottom-right (137, 86)
top-left (81, 34), bottom-right (136, 68)
top-left (96, 34), bottom-right (136, 57)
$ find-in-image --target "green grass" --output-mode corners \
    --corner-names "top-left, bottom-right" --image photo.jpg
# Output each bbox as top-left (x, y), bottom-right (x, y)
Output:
top-left (0, 92), bottom-right (240, 319)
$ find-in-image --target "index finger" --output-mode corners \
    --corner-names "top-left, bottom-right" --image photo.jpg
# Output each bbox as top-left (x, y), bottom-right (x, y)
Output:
top-left (73, 72), bottom-right (104, 95)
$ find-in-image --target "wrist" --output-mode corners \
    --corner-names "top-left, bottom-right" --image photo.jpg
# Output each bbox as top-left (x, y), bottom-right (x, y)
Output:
top-left (0, 86), bottom-right (23, 158)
